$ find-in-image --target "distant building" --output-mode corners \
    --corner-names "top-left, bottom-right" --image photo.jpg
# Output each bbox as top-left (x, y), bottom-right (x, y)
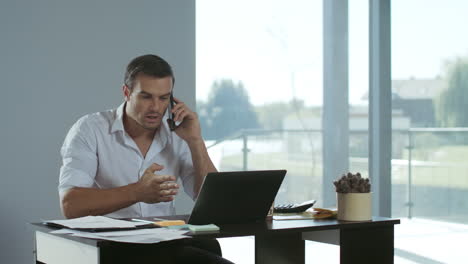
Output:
top-left (281, 106), bottom-right (410, 157)
top-left (282, 106), bottom-right (410, 131)
top-left (362, 77), bottom-right (447, 127)
top-left (392, 78), bottom-right (447, 127)
top-left (281, 77), bottom-right (446, 156)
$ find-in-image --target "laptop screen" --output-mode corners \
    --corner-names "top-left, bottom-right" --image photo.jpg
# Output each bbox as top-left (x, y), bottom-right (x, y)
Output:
top-left (188, 170), bottom-right (286, 225)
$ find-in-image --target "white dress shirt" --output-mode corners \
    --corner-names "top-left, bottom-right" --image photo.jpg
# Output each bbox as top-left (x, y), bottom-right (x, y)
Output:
top-left (59, 103), bottom-right (196, 218)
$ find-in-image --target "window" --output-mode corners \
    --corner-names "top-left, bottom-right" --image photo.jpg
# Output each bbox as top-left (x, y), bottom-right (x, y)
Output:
top-left (349, 0), bottom-right (369, 182)
top-left (391, 0), bottom-right (468, 223)
top-left (196, 0), bottom-right (323, 205)
top-left (197, 1), bottom-right (468, 263)
top-left (391, 0), bottom-right (468, 262)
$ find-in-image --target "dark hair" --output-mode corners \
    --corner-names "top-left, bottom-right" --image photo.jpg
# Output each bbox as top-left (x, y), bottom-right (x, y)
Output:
top-left (124, 54), bottom-right (175, 89)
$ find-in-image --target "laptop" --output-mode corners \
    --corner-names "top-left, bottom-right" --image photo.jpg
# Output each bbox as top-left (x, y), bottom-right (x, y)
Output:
top-left (187, 170), bottom-right (286, 225)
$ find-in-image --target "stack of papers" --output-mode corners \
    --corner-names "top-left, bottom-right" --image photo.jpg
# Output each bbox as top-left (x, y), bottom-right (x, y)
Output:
top-left (44, 216), bottom-right (189, 244)
top-left (45, 216), bottom-right (148, 230)
top-left (51, 228), bottom-right (189, 244)
top-left (165, 224), bottom-right (220, 233)
top-left (273, 212), bottom-right (316, 221)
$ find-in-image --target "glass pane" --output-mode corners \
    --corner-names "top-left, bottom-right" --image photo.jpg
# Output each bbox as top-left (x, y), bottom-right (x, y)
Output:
top-left (392, 0), bottom-right (468, 263)
top-left (196, 0), bottom-right (323, 205)
top-left (349, 0), bottom-right (369, 177)
top-left (392, 0), bottom-right (468, 223)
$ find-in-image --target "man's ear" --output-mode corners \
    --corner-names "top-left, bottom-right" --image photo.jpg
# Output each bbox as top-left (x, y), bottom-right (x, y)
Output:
top-left (122, 85), bottom-right (131, 101)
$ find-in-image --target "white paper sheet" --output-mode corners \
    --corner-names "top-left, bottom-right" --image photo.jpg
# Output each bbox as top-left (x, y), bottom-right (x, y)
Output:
top-left (70, 228), bottom-right (189, 244)
top-left (45, 215), bottom-right (146, 229)
top-left (50, 228), bottom-right (76, 234)
top-left (273, 212), bottom-right (316, 220)
top-left (49, 225), bottom-right (189, 244)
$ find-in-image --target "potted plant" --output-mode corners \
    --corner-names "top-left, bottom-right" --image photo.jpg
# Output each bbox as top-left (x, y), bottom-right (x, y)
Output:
top-left (333, 172), bottom-right (372, 221)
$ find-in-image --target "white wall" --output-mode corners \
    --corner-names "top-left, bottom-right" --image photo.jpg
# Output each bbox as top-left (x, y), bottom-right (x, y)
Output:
top-left (0, 1), bottom-right (195, 263)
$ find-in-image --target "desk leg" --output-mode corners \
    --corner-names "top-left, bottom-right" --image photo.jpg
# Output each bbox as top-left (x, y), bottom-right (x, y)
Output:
top-left (255, 233), bottom-right (305, 264)
top-left (340, 226), bottom-right (394, 264)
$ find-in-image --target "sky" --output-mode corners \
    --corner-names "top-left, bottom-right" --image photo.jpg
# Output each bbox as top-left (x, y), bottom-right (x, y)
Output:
top-left (196, 0), bottom-right (468, 106)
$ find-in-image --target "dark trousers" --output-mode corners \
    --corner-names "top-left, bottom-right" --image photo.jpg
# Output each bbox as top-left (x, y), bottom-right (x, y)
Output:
top-left (87, 237), bottom-right (234, 264)
top-left (173, 238), bottom-right (234, 264)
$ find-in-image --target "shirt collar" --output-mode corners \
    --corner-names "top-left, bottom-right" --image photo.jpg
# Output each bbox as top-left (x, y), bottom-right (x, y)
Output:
top-left (110, 102), bottom-right (171, 146)
top-left (110, 102), bottom-right (126, 133)
top-left (158, 110), bottom-right (171, 146)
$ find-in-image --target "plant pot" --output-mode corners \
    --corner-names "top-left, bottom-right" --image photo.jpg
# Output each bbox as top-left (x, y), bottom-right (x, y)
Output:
top-left (337, 192), bottom-right (372, 221)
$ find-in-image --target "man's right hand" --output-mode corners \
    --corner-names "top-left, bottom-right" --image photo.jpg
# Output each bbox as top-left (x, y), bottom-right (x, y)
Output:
top-left (135, 163), bottom-right (179, 204)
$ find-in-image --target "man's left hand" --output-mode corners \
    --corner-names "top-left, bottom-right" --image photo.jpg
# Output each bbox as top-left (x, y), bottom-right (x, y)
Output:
top-left (168, 97), bottom-right (202, 143)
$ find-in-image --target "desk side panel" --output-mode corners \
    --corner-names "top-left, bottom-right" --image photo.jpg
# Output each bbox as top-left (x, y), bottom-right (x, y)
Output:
top-left (255, 232), bottom-right (305, 264)
top-left (340, 226), bottom-right (394, 264)
top-left (36, 231), bottom-right (99, 264)
top-left (302, 229), bottom-right (340, 245)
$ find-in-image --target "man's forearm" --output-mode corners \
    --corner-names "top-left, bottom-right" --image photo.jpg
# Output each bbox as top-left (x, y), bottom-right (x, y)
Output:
top-left (61, 184), bottom-right (139, 219)
top-left (187, 139), bottom-right (217, 196)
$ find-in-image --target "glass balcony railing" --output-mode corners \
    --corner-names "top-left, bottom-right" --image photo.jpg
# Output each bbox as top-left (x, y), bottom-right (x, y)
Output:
top-left (207, 128), bottom-right (468, 223)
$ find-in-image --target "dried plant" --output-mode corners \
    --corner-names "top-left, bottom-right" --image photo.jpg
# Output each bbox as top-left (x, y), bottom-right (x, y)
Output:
top-left (333, 172), bottom-right (371, 193)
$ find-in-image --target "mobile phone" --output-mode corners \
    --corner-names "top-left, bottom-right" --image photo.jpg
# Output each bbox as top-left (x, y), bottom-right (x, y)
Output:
top-left (167, 93), bottom-right (176, 131)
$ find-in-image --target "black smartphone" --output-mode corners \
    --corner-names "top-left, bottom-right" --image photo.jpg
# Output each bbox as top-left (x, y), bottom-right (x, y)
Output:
top-left (167, 93), bottom-right (176, 131)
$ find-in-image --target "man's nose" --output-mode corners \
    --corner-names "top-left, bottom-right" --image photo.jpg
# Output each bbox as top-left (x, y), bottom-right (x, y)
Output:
top-left (149, 99), bottom-right (161, 112)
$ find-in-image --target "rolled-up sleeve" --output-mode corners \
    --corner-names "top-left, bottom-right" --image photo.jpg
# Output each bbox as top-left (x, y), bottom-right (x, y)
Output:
top-left (58, 117), bottom-right (98, 200)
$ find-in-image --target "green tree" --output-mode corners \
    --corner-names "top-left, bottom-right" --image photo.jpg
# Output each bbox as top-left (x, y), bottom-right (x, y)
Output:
top-left (436, 57), bottom-right (468, 127)
top-left (198, 79), bottom-right (259, 140)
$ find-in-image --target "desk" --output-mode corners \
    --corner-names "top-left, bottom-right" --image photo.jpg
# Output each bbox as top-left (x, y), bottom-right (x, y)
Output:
top-left (32, 216), bottom-right (399, 264)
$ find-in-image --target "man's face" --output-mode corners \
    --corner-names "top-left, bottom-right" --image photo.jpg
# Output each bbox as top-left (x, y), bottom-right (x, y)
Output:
top-left (123, 73), bottom-right (173, 131)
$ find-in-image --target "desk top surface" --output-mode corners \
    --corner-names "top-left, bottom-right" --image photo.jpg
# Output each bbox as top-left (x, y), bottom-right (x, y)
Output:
top-left (193, 216), bottom-right (399, 238)
top-left (32, 216), bottom-right (400, 247)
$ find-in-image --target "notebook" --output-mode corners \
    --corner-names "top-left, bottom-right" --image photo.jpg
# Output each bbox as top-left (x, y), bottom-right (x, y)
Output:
top-left (187, 170), bottom-right (286, 225)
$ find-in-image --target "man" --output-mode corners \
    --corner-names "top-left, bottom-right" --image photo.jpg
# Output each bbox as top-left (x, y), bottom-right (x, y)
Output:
top-left (59, 54), bottom-right (233, 264)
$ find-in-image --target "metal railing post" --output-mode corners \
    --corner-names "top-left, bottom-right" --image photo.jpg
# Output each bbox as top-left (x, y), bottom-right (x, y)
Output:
top-left (242, 132), bottom-right (249, 171)
top-left (407, 130), bottom-right (414, 219)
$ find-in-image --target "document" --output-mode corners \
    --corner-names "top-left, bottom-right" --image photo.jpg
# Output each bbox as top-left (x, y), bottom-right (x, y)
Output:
top-left (45, 216), bottom-right (190, 244)
top-left (273, 212), bottom-right (316, 221)
top-left (44, 215), bottom-right (148, 230)
top-left (50, 227), bottom-right (189, 244)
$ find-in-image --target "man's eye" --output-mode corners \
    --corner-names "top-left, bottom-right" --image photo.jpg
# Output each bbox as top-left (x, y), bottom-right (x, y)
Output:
top-left (141, 95), bottom-right (151, 99)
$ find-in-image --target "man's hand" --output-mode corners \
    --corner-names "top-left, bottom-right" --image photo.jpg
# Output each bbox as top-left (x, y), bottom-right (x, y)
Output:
top-left (168, 97), bottom-right (202, 144)
top-left (135, 163), bottom-right (179, 204)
